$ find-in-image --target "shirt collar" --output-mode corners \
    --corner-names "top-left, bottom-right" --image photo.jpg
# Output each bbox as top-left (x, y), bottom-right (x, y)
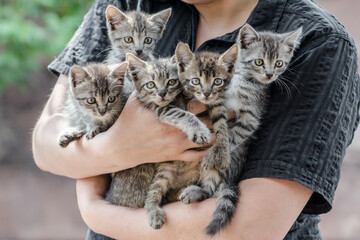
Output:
top-left (189, 0), bottom-right (287, 50)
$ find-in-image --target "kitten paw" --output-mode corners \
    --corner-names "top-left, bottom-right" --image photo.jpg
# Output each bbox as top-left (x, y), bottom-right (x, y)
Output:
top-left (202, 144), bottom-right (230, 171)
top-left (147, 207), bottom-right (166, 230)
top-left (189, 125), bottom-right (211, 144)
top-left (85, 128), bottom-right (100, 139)
top-left (57, 130), bottom-right (84, 148)
top-left (180, 185), bottom-right (208, 204)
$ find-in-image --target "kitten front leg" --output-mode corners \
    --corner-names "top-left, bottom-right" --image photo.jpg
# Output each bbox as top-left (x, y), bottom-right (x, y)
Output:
top-left (145, 164), bottom-right (176, 229)
top-left (155, 105), bottom-right (211, 144)
top-left (85, 126), bottom-right (104, 140)
top-left (202, 104), bottom-right (230, 171)
top-left (229, 109), bottom-right (260, 151)
top-left (57, 127), bottom-right (85, 148)
top-left (180, 168), bottom-right (221, 204)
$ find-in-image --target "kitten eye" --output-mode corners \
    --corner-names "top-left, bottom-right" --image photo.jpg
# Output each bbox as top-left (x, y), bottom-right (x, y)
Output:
top-left (124, 37), bottom-right (133, 43)
top-left (214, 78), bottom-right (223, 86)
top-left (275, 60), bottom-right (284, 68)
top-left (254, 59), bottom-right (264, 66)
top-left (108, 96), bottom-right (116, 103)
top-left (86, 97), bottom-right (96, 104)
top-left (146, 81), bottom-right (156, 89)
top-left (191, 78), bottom-right (200, 85)
top-left (168, 79), bottom-right (177, 86)
top-left (144, 37), bottom-right (153, 44)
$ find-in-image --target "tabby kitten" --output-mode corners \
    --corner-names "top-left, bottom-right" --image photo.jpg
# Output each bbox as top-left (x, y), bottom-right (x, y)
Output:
top-left (205, 24), bottom-right (303, 235)
top-left (57, 63), bottom-right (128, 148)
top-left (174, 42), bottom-right (239, 211)
top-left (126, 53), bottom-right (212, 230)
top-left (105, 5), bottom-right (172, 63)
top-left (176, 42), bottom-right (239, 172)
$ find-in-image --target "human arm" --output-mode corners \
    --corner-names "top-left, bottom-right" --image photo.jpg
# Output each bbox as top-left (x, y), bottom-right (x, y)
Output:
top-left (32, 74), bottom-right (210, 178)
top-left (76, 175), bottom-right (312, 240)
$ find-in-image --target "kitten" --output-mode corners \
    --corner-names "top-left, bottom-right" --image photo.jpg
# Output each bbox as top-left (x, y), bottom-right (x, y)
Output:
top-left (126, 53), bottom-right (211, 229)
top-left (87, 7), bottom-right (172, 239)
top-left (57, 63), bottom-right (128, 148)
top-left (105, 5), bottom-right (172, 63)
top-left (206, 24), bottom-right (303, 235)
top-left (174, 42), bottom-right (239, 229)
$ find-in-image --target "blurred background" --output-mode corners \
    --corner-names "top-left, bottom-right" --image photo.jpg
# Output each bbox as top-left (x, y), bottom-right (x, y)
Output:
top-left (0, 0), bottom-right (359, 239)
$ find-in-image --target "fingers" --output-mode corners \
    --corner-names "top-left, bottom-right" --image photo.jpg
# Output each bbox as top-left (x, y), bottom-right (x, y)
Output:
top-left (177, 149), bottom-right (208, 162)
top-left (198, 116), bottom-right (212, 129)
top-left (187, 99), bottom-right (207, 115)
top-left (227, 111), bottom-right (235, 121)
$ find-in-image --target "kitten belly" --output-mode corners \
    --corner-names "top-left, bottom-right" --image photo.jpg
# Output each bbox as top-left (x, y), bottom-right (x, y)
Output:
top-left (106, 163), bottom-right (156, 208)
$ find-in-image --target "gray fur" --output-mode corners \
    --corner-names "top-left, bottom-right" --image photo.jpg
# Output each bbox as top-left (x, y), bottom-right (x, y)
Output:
top-left (58, 63), bottom-right (128, 148)
top-left (207, 24), bottom-right (303, 235)
top-left (105, 5), bottom-right (171, 63)
top-left (86, 7), bottom-right (172, 240)
top-left (174, 43), bottom-right (243, 235)
top-left (126, 53), bottom-right (212, 229)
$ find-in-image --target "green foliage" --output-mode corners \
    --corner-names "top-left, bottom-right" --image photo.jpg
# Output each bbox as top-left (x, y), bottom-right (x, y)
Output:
top-left (0, 0), bottom-right (94, 91)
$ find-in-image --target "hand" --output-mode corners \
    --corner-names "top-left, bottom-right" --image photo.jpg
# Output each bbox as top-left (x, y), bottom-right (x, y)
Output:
top-left (187, 100), bottom-right (236, 128)
top-left (90, 93), bottom-right (215, 170)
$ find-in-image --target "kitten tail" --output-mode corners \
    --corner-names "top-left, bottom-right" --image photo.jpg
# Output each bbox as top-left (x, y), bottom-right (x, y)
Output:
top-left (206, 184), bottom-right (239, 236)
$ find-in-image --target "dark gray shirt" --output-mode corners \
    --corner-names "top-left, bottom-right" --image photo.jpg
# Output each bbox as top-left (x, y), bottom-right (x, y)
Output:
top-left (49, 0), bottom-right (360, 238)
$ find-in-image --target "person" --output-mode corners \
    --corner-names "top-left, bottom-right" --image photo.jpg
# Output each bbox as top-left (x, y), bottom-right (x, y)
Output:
top-left (32, 0), bottom-right (360, 239)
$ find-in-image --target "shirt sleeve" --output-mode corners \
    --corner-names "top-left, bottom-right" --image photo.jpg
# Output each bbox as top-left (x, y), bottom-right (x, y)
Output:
top-left (47, 0), bottom-right (128, 76)
top-left (241, 34), bottom-right (360, 214)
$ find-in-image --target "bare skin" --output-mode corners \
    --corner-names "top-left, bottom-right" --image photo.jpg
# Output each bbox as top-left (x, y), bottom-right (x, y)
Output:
top-left (32, 74), bottom-right (212, 178)
top-left (33, 0), bottom-right (314, 238)
top-left (77, 175), bottom-right (312, 240)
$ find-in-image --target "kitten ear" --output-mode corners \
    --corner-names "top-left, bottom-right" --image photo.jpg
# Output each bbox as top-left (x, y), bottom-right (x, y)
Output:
top-left (169, 55), bottom-right (177, 64)
top-left (110, 62), bottom-right (128, 85)
top-left (69, 65), bottom-right (90, 88)
top-left (106, 5), bottom-right (129, 30)
top-left (149, 8), bottom-right (172, 35)
top-left (282, 27), bottom-right (303, 51)
top-left (219, 44), bottom-right (238, 74)
top-left (126, 53), bottom-right (148, 81)
top-left (237, 24), bottom-right (260, 49)
top-left (175, 42), bottom-right (195, 73)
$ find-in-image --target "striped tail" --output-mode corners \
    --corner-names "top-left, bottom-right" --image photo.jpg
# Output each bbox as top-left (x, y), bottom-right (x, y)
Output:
top-left (206, 185), bottom-right (239, 236)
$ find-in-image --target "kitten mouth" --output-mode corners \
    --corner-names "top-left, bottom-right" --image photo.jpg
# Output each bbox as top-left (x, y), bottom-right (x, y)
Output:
top-left (157, 101), bottom-right (168, 107)
top-left (198, 97), bottom-right (213, 104)
top-left (135, 52), bottom-right (144, 59)
top-left (261, 78), bottom-right (275, 84)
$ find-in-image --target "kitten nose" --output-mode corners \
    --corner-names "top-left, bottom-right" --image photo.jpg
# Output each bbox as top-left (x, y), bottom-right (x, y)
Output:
top-left (204, 92), bottom-right (211, 97)
top-left (135, 49), bottom-right (143, 55)
top-left (158, 92), bottom-right (167, 98)
top-left (98, 107), bottom-right (107, 115)
top-left (266, 73), bottom-right (273, 79)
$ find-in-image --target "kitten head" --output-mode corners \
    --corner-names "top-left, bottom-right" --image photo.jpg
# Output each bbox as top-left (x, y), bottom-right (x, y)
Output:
top-left (237, 24), bottom-right (302, 84)
top-left (69, 63), bottom-right (127, 119)
top-left (106, 6), bottom-right (172, 61)
top-left (126, 53), bottom-right (180, 107)
top-left (175, 42), bottom-right (238, 105)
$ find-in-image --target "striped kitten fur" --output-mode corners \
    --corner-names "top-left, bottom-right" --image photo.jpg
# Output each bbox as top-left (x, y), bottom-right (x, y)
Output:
top-left (57, 63), bottom-right (128, 148)
top-left (105, 5), bottom-right (171, 63)
top-left (206, 24), bottom-right (303, 235)
top-left (174, 42), bottom-right (240, 235)
top-left (126, 53), bottom-right (211, 229)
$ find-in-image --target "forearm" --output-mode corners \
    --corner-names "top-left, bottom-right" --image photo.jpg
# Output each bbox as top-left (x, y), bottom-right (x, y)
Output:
top-left (32, 75), bottom-right (129, 178)
top-left (77, 177), bottom-right (313, 240)
top-left (32, 75), bottom-right (209, 178)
